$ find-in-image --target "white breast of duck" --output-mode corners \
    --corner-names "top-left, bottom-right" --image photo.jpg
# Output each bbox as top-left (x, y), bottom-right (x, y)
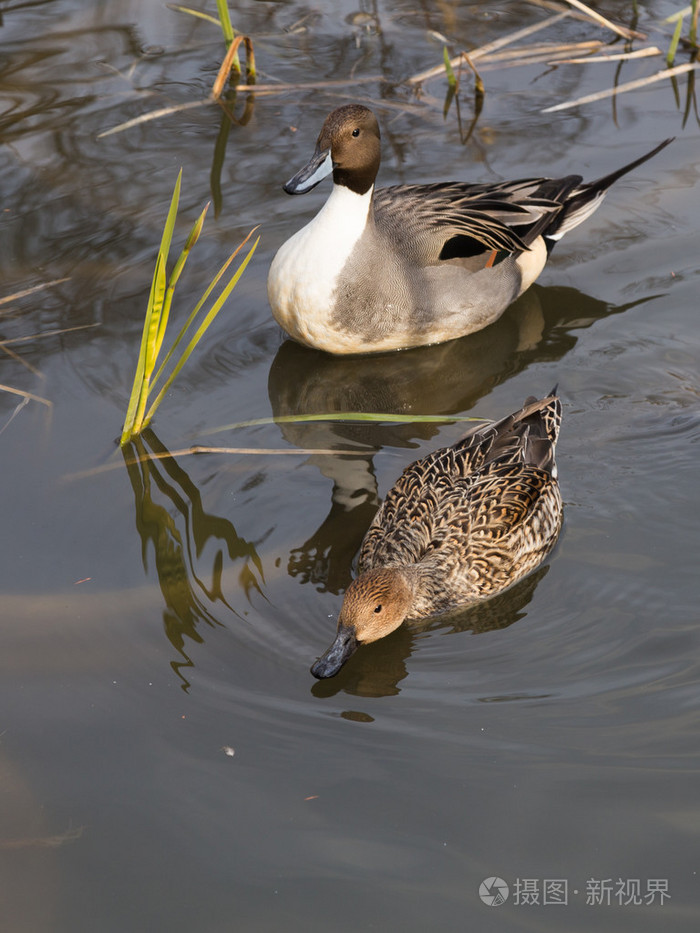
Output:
top-left (268, 185), bottom-right (546, 355)
top-left (267, 182), bottom-right (374, 353)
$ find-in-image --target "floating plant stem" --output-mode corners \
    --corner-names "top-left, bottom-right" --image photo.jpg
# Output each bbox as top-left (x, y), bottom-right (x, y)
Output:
top-left (166, 4), bottom-right (221, 27)
top-left (201, 412), bottom-right (487, 438)
top-left (542, 61), bottom-right (700, 111)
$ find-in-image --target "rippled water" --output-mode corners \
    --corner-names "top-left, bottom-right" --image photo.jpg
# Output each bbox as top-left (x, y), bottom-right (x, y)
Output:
top-left (1, 1), bottom-right (699, 930)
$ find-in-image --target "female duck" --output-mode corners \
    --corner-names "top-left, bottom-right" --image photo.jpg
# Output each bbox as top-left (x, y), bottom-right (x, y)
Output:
top-left (311, 391), bottom-right (563, 678)
top-left (268, 104), bottom-right (671, 355)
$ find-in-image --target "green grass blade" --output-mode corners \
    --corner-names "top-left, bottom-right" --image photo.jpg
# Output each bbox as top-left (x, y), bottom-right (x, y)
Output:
top-left (145, 169), bottom-right (182, 374)
top-left (123, 262), bottom-right (161, 432)
top-left (121, 169), bottom-right (259, 443)
top-left (216, 0), bottom-right (235, 44)
top-left (170, 202), bottom-right (209, 286)
top-left (143, 235), bottom-right (260, 427)
top-left (158, 169), bottom-right (182, 269)
top-left (133, 252), bottom-right (168, 431)
top-left (215, 0), bottom-right (240, 74)
top-left (150, 227), bottom-right (257, 392)
top-left (202, 412), bottom-right (486, 437)
top-left (153, 203), bottom-right (209, 366)
top-left (121, 252), bottom-right (166, 444)
top-left (443, 46), bottom-right (457, 88)
top-left (144, 246), bottom-right (167, 376)
top-left (667, 14), bottom-right (684, 65)
top-left (663, 5), bottom-right (691, 23)
top-left (167, 4), bottom-right (221, 27)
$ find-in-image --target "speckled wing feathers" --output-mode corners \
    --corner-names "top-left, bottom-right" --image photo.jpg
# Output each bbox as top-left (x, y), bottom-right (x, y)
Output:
top-left (358, 395), bottom-right (563, 607)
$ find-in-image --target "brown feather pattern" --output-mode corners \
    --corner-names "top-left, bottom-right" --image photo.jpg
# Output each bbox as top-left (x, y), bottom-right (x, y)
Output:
top-left (358, 393), bottom-right (563, 618)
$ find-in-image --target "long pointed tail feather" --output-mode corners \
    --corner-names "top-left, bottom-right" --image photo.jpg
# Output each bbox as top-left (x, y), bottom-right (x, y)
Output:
top-left (546, 137), bottom-right (674, 243)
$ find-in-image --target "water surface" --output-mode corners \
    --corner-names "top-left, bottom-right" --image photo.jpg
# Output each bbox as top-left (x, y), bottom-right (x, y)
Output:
top-left (1, 1), bottom-right (699, 930)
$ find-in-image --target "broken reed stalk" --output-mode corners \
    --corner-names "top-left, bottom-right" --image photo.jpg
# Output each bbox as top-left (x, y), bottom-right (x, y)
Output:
top-left (169, 2), bottom-right (256, 84)
top-left (552, 47), bottom-right (661, 65)
top-left (212, 34), bottom-right (256, 98)
top-left (409, 0), bottom-right (646, 88)
top-left (559, 0), bottom-right (645, 39)
top-left (0, 278), bottom-right (70, 307)
top-left (0, 384), bottom-right (52, 407)
top-left (120, 170), bottom-right (259, 446)
top-left (408, 12), bottom-right (570, 85)
top-left (542, 60), bottom-right (700, 111)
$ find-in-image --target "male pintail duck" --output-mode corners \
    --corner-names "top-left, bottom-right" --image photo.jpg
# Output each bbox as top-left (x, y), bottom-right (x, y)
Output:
top-left (268, 104), bottom-right (672, 355)
top-left (311, 391), bottom-right (563, 678)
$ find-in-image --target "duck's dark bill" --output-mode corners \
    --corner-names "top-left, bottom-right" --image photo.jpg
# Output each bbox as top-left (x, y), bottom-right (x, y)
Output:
top-left (310, 625), bottom-right (358, 679)
top-left (283, 148), bottom-right (333, 195)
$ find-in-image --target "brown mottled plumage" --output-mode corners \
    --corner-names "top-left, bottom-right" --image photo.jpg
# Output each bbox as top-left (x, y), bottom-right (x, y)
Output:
top-left (311, 392), bottom-right (563, 678)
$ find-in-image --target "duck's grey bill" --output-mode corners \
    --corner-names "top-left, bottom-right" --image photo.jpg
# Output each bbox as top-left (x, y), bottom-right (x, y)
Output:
top-left (283, 148), bottom-right (333, 195)
top-left (310, 626), bottom-right (358, 679)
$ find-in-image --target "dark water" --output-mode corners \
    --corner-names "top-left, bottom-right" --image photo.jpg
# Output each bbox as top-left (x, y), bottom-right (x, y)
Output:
top-left (1, 1), bottom-right (699, 929)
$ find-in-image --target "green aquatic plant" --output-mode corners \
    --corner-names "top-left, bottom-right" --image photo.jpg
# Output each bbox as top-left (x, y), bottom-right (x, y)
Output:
top-left (167, 1), bottom-right (254, 79)
top-left (667, 12), bottom-right (685, 65)
top-left (443, 46), bottom-right (457, 89)
top-left (120, 170), bottom-right (259, 446)
top-left (215, 0), bottom-right (235, 46)
top-left (665, 2), bottom-right (699, 64)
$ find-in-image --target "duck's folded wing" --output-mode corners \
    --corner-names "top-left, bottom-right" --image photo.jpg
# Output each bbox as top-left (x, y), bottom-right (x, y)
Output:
top-left (359, 394), bottom-right (562, 570)
top-left (468, 462), bottom-right (554, 537)
top-left (358, 468), bottom-right (445, 569)
top-left (374, 178), bottom-right (582, 260)
top-left (452, 394), bottom-right (562, 475)
top-left (357, 438), bottom-right (496, 569)
top-left (457, 461), bottom-right (562, 597)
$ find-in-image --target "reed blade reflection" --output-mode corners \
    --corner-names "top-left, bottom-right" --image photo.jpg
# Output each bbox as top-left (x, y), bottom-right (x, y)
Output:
top-left (122, 429), bottom-right (265, 690)
top-left (268, 283), bottom-right (651, 598)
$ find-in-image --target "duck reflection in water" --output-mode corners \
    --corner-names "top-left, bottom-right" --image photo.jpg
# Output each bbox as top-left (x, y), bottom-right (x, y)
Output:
top-left (270, 283), bottom-right (643, 590)
top-left (269, 284), bottom-right (648, 682)
top-left (270, 287), bottom-right (550, 595)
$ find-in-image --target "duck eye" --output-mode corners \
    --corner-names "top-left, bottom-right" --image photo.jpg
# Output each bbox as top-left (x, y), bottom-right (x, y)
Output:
top-left (352, 128), bottom-right (360, 137)
top-left (374, 604), bottom-right (382, 613)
